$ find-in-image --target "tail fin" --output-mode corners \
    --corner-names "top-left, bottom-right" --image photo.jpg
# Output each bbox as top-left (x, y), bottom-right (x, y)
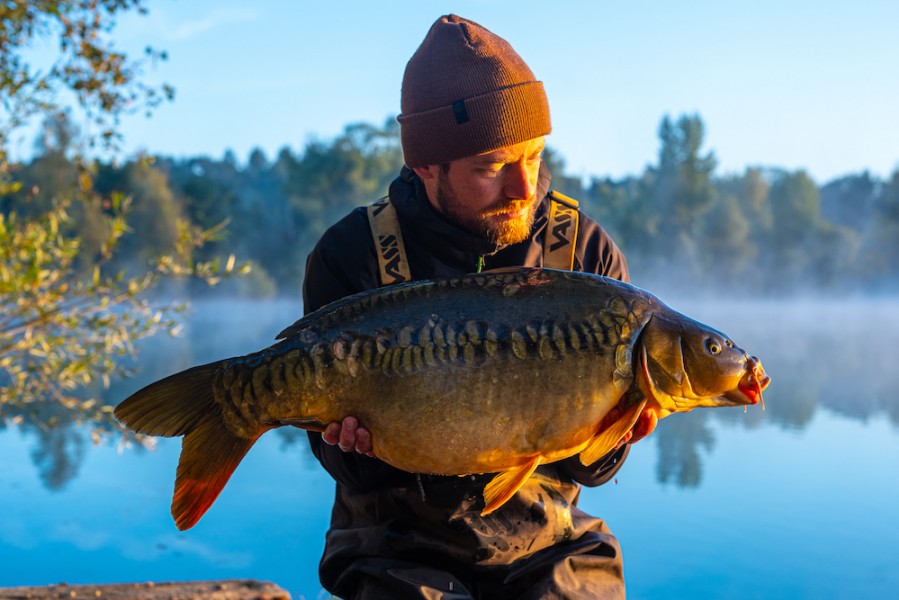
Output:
top-left (114, 363), bottom-right (221, 437)
top-left (114, 362), bottom-right (263, 530)
top-left (172, 417), bottom-right (260, 530)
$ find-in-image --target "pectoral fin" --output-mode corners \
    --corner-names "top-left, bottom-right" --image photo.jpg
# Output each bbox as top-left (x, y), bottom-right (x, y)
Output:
top-left (481, 456), bottom-right (542, 516)
top-left (580, 399), bottom-right (648, 466)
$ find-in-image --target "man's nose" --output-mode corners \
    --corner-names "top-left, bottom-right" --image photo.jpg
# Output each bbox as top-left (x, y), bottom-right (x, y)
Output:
top-left (502, 161), bottom-right (537, 199)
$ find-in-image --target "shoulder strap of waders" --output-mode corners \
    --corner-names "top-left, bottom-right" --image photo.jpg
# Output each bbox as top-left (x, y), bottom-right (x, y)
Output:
top-left (543, 190), bottom-right (580, 270)
top-left (367, 197), bottom-right (412, 286)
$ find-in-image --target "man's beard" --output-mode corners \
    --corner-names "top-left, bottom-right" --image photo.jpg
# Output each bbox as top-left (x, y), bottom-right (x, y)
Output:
top-left (434, 176), bottom-right (538, 246)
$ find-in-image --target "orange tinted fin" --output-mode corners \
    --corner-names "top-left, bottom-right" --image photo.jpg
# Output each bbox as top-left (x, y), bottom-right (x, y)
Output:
top-left (579, 399), bottom-right (647, 466)
top-left (114, 362), bottom-right (264, 530)
top-left (481, 455), bottom-right (542, 516)
top-left (172, 418), bottom-right (264, 530)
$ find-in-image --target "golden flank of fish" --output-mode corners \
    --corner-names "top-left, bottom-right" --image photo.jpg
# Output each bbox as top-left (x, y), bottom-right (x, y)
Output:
top-left (115, 268), bottom-right (770, 530)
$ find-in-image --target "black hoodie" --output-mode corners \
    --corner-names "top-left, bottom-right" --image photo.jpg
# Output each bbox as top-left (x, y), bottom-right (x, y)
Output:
top-left (302, 164), bottom-right (631, 595)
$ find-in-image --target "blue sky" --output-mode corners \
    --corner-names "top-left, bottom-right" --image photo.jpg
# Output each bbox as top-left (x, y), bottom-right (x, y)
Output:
top-left (15, 0), bottom-right (899, 183)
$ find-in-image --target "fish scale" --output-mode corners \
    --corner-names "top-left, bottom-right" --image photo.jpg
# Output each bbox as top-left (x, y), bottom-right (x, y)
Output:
top-left (114, 267), bottom-right (769, 530)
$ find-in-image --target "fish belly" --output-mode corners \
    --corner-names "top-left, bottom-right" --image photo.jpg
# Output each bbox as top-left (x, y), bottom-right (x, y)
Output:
top-left (297, 348), bottom-right (626, 475)
top-left (215, 269), bottom-right (649, 474)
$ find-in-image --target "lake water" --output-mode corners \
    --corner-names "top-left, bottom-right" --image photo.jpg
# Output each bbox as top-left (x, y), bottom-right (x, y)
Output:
top-left (2, 296), bottom-right (898, 599)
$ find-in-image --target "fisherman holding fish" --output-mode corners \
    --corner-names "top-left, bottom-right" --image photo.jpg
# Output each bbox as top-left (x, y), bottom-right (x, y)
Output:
top-left (303, 15), bottom-right (654, 600)
top-left (115, 13), bottom-right (769, 598)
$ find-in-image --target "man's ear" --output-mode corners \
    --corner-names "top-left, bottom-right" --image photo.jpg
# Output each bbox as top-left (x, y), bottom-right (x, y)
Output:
top-left (412, 165), bottom-right (439, 181)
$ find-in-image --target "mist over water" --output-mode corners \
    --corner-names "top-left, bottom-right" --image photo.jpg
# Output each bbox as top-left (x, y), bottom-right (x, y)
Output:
top-left (673, 294), bottom-right (899, 426)
top-left (3, 294), bottom-right (898, 598)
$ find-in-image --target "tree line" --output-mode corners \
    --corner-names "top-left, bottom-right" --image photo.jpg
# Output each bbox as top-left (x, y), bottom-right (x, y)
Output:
top-left (5, 112), bottom-right (898, 299)
top-left (551, 115), bottom-right (898, 295)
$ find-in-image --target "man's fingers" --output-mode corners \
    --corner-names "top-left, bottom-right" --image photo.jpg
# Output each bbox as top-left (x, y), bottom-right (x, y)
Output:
top-left (322, 422), bottom-right (341, 446)
top-left (338, 416), bottom-right (358, 452)
top-left (321, 416), bottom-right (373, 455)
top-left (355, 427), bottom-right (373, 455)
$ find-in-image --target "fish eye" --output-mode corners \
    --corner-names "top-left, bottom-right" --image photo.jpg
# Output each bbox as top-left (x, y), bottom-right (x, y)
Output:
top-left (705, 338), bottom-right (722, 355)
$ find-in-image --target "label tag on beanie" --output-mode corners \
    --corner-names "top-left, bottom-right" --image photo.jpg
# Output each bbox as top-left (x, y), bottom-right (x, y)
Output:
top-left (452, 100), bottom-right (470, 125)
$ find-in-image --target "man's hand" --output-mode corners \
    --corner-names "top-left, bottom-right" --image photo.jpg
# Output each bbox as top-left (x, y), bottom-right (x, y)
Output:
top-left (615, 407), bottom-right (658, 449)
top-left (322, 416), bottom-right (375, 456)
top-left (324, 408), bottom-right (655, 457)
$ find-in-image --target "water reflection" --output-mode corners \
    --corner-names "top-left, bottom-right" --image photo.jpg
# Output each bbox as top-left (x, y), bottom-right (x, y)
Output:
top-left (7, 299), bottom-right (305, 491)
top-left (9, 297), bottom-right (899, 492)
top-left (655, 412), bottom-right (714, 488)
top-left (30, 423), bottom-right (86, 490)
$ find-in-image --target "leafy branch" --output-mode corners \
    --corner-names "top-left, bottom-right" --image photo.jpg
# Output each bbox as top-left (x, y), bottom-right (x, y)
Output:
top-left (0, 0), bottom-right (173, 150)
top-left (0, 194), bottom-right (248, 438)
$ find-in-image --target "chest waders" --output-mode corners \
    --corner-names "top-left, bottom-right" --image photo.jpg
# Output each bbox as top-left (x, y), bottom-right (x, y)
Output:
top-left (367, 191), bottom-right (580, 286)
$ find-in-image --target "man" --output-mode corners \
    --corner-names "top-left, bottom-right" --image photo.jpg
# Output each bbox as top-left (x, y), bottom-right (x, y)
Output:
top-left (303, 14), bottom-right (655, 600)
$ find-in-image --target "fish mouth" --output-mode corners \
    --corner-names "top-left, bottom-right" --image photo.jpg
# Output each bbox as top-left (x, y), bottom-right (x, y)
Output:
top-left (728, 357), bottom-right (770, 407)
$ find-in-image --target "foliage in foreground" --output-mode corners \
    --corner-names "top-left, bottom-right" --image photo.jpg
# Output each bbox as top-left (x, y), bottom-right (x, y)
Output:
top-left (0, 192), bottom-right (247, 437)
top-left (0, 0), bottom-right (250, 438)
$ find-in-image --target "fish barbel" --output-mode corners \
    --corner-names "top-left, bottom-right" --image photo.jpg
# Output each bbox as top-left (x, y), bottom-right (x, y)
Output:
top-left (115, 267), bottom-right (770, 530)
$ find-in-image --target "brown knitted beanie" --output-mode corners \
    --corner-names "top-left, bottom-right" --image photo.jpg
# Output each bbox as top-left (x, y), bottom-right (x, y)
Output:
top-left (398, 14), bottom-right (551, 167)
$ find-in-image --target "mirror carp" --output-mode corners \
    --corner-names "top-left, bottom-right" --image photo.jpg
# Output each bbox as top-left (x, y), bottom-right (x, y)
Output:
top-left (115, 267), bottom-right (770, 530)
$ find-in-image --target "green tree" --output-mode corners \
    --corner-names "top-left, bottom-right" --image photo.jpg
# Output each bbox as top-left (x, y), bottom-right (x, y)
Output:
top-left (0, 0), bottom-right (173, 150)
top-left (644, 114), bottom-right (718, 278)
top-left (702, 169), bottom-right (770, 290)
top-left (277, 118), bottom-right (403, 290)
top-left (858, 169), bottom-right (899, 288)
top-left (540, 146), bottom-right (583, 199)
top-left (97, 157), bottom-right (183, 268)
top-left (584, 174), bottom-right (658, 273)
top-left (764, 169), bottom-right (822, 287)
top-left (736, 167), bottom-right (773, 235)
top-left (160, 153), bottom-right (281, 297)
top-left (11, 114), bottom-right (112, 274)
top-left (0, 190), bottom-right (242, 432)
top-left (0, 1), bottom-right (243, 438)
top-left (655, 115), bottom-right (717, 225)
top-left (755, 168), bottom-right (860, 292)
top-left (285, 119), bottom-right (403, 228)
top-left (820, 172), bottom-right (880, 234)
top-left (698, 194), bottom-right (754, 281)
